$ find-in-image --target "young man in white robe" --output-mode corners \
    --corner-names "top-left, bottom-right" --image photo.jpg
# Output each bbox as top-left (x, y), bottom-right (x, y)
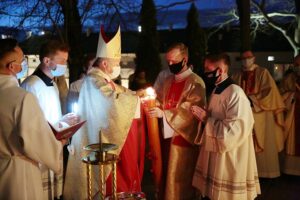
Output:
top-left (0, 38), bottom-right (64, 200)
top-left (191, 53), bottom-right (260, 200)
top-left (21, 40), bottom-right (79, 200)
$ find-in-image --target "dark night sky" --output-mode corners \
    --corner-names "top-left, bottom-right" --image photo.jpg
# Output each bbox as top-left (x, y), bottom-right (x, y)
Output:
top-left (0, 0), bottom-right (295, 30)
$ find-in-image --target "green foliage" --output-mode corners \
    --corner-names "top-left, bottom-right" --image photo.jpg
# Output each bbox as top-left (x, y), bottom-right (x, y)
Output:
top-left (135, 0), bottom-right (162, 84)
top-left (186, 3), bottom-right (207, 76)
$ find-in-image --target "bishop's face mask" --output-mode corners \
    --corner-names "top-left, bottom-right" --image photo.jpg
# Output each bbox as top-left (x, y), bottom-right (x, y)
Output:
top-left (168, 59), bottom-right (185, 74)
top-left (204, 68), bottom-right (220, 85)
top-left (109, 66), bottom-right (121, 79)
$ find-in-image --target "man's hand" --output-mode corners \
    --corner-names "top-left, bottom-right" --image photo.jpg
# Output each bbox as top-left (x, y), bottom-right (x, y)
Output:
top-left (147, 107), bottom-right (163, 118)
top-left (60, 138), bottom-right (68, 146)
top-left (191, 105), bottom-right (209, 122)
top-left (61, 113), bottom-right (80, 126)
top-left (136, 89), bottom-right (146, 97)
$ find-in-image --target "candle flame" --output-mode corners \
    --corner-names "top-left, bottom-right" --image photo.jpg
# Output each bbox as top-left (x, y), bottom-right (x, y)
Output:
top-left (72, 102), bottom-right (78, 113)
top-left (144, 87), bottom-right (156, 100)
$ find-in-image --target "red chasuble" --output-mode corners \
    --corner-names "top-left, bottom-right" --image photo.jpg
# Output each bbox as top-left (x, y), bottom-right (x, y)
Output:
top-left (164, 79), bottom-right (191, 147)
top-left (106, 104), bottom-right (146, 195)
top-left (242, 70), bottom-right (256, 95)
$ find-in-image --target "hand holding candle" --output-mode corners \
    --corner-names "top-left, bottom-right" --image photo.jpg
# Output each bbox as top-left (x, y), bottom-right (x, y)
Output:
top-left (147, 107), bottom-right (163, 118)
top-left (141, 87), bottom-right (162, 193)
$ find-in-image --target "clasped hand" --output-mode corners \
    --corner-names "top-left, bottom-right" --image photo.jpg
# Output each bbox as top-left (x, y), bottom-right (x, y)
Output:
top-left (191, 105), bottom-right (209, 122)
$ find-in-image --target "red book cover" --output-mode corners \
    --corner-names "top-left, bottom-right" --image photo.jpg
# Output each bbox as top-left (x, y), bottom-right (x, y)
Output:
top-left (48, 120), bottom-right (86, 140)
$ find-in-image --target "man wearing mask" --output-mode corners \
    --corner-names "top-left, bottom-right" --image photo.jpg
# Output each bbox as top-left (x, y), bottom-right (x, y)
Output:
top-left (0, 39), bottom-right (64, 199)
top-left (279, 54), bottom-right (300, 176)
top-left (232, 50), bottom-right (285, 178)
top-left (191, 53), bottom-right (260, 200)
top-left (64, 26), bottom-right (145, 200)
top-left (21, 40), bottom-right (79, 200)
top-left (147, 43), bottom-right (206, 199)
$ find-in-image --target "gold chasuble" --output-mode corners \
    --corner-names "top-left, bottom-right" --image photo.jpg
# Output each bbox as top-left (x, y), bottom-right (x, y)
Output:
top-left (232, 65), bottom-right (285, 178)
top-left (280, 72), bottom-right (300, 175)
top-left (64, 68), bottom-right (138, 200)
top-left (157, 70), bottom-right (206, 200)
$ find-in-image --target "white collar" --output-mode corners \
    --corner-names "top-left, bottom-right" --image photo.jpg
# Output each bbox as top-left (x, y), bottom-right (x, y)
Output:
top-left (174, 68), bottom-right (193, 82)
top-left (88, 67), bottom-right (112, 82)
top-left (0, 74), bottom-right (19, 89)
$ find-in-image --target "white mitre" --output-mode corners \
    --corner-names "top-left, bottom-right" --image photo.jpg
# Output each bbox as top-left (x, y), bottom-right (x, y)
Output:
top-left (96, 26), bottom-right (121, 59)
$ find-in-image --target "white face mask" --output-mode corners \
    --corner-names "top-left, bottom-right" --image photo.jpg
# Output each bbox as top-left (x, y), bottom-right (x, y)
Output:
top-left (16, 60), bottom-right (29, 79)
top-left (109, 66), bottom-right (121, 79)
top-left (51, 64), bottom-right (67, 77)
top-left (242, 57), bottom-right (255, 69)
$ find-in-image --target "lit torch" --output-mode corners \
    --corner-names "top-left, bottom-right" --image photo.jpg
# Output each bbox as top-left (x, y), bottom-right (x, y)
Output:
top-left (142, 87), bottom-right (162, 193)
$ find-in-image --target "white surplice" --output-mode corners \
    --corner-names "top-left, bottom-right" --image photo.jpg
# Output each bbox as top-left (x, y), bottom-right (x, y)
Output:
top-left (193, 79), bottom-right (260, 200)
top-left (21, 74), bottom-right (63, 199)
top-left (0, 74), bottom-right (62, 200)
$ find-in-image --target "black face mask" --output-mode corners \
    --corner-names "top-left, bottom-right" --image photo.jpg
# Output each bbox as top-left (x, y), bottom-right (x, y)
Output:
top-left (204, 68), bottom-right (220, 85)
top-left (168, 59), bottom-right (185, 74)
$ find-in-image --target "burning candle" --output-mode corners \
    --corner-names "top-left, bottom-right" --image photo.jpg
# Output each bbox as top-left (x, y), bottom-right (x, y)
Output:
top-left (142, 87), bottom-right (162, 193)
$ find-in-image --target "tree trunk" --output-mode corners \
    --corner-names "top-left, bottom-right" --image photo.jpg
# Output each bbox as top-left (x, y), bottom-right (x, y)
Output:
top-left (236, 0), bottom-right (251, 52)
top-left (135, 0), bottom-right (162, 84)
top-left (59, 0), bottom-right (84, 84)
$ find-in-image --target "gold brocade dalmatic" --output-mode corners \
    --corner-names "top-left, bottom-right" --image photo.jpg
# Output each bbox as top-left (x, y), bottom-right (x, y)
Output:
top-left (161, 74), bottom-right (206, 144)
top-left (157, 73), bottom-right (206, 200)
top-left (279, 72), bottom-right (300, 175)
top-left (232, 66), bottom-right (286, 152)
top-left (63, 68), bottom-right (138, 200)
top-left (232, 66), bottom-right (285, 178)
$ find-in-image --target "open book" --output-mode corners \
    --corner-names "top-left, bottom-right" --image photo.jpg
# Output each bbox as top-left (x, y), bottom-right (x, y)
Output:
top-left (48, 120), bottom-right (86, 140)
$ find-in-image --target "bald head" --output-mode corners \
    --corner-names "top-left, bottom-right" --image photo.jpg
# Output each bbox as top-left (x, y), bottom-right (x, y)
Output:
top-left (241, 50), bottom-right (255, 59)
top-left (0, 39), bottom-right (19, 67)
top-left (0, 39), bottom-right (24, 75)
top-left (166, 43), bottom-right (188, 63)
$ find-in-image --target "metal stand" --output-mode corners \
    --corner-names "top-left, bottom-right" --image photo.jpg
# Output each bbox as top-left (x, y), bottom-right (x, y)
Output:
top-left (81, 131), bottom-right (146, 200)
top-left (82, 140), bottom-right (118, 200)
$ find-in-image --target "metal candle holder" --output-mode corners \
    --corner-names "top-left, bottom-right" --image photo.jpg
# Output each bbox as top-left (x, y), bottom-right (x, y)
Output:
top-left (81, 131), bottom-right (118, 200)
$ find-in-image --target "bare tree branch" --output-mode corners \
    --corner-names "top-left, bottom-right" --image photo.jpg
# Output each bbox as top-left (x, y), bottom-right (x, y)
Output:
top-left (208, 9), bottom-right (239, 39)
top-left (251, 0), bottom-right (299, 55)
top-left (156, 0), bottom-right (195, 11)
top-left (42, 0), bottom-right (64, 41)
top-left (110, 0), bottom-right (128, 30)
